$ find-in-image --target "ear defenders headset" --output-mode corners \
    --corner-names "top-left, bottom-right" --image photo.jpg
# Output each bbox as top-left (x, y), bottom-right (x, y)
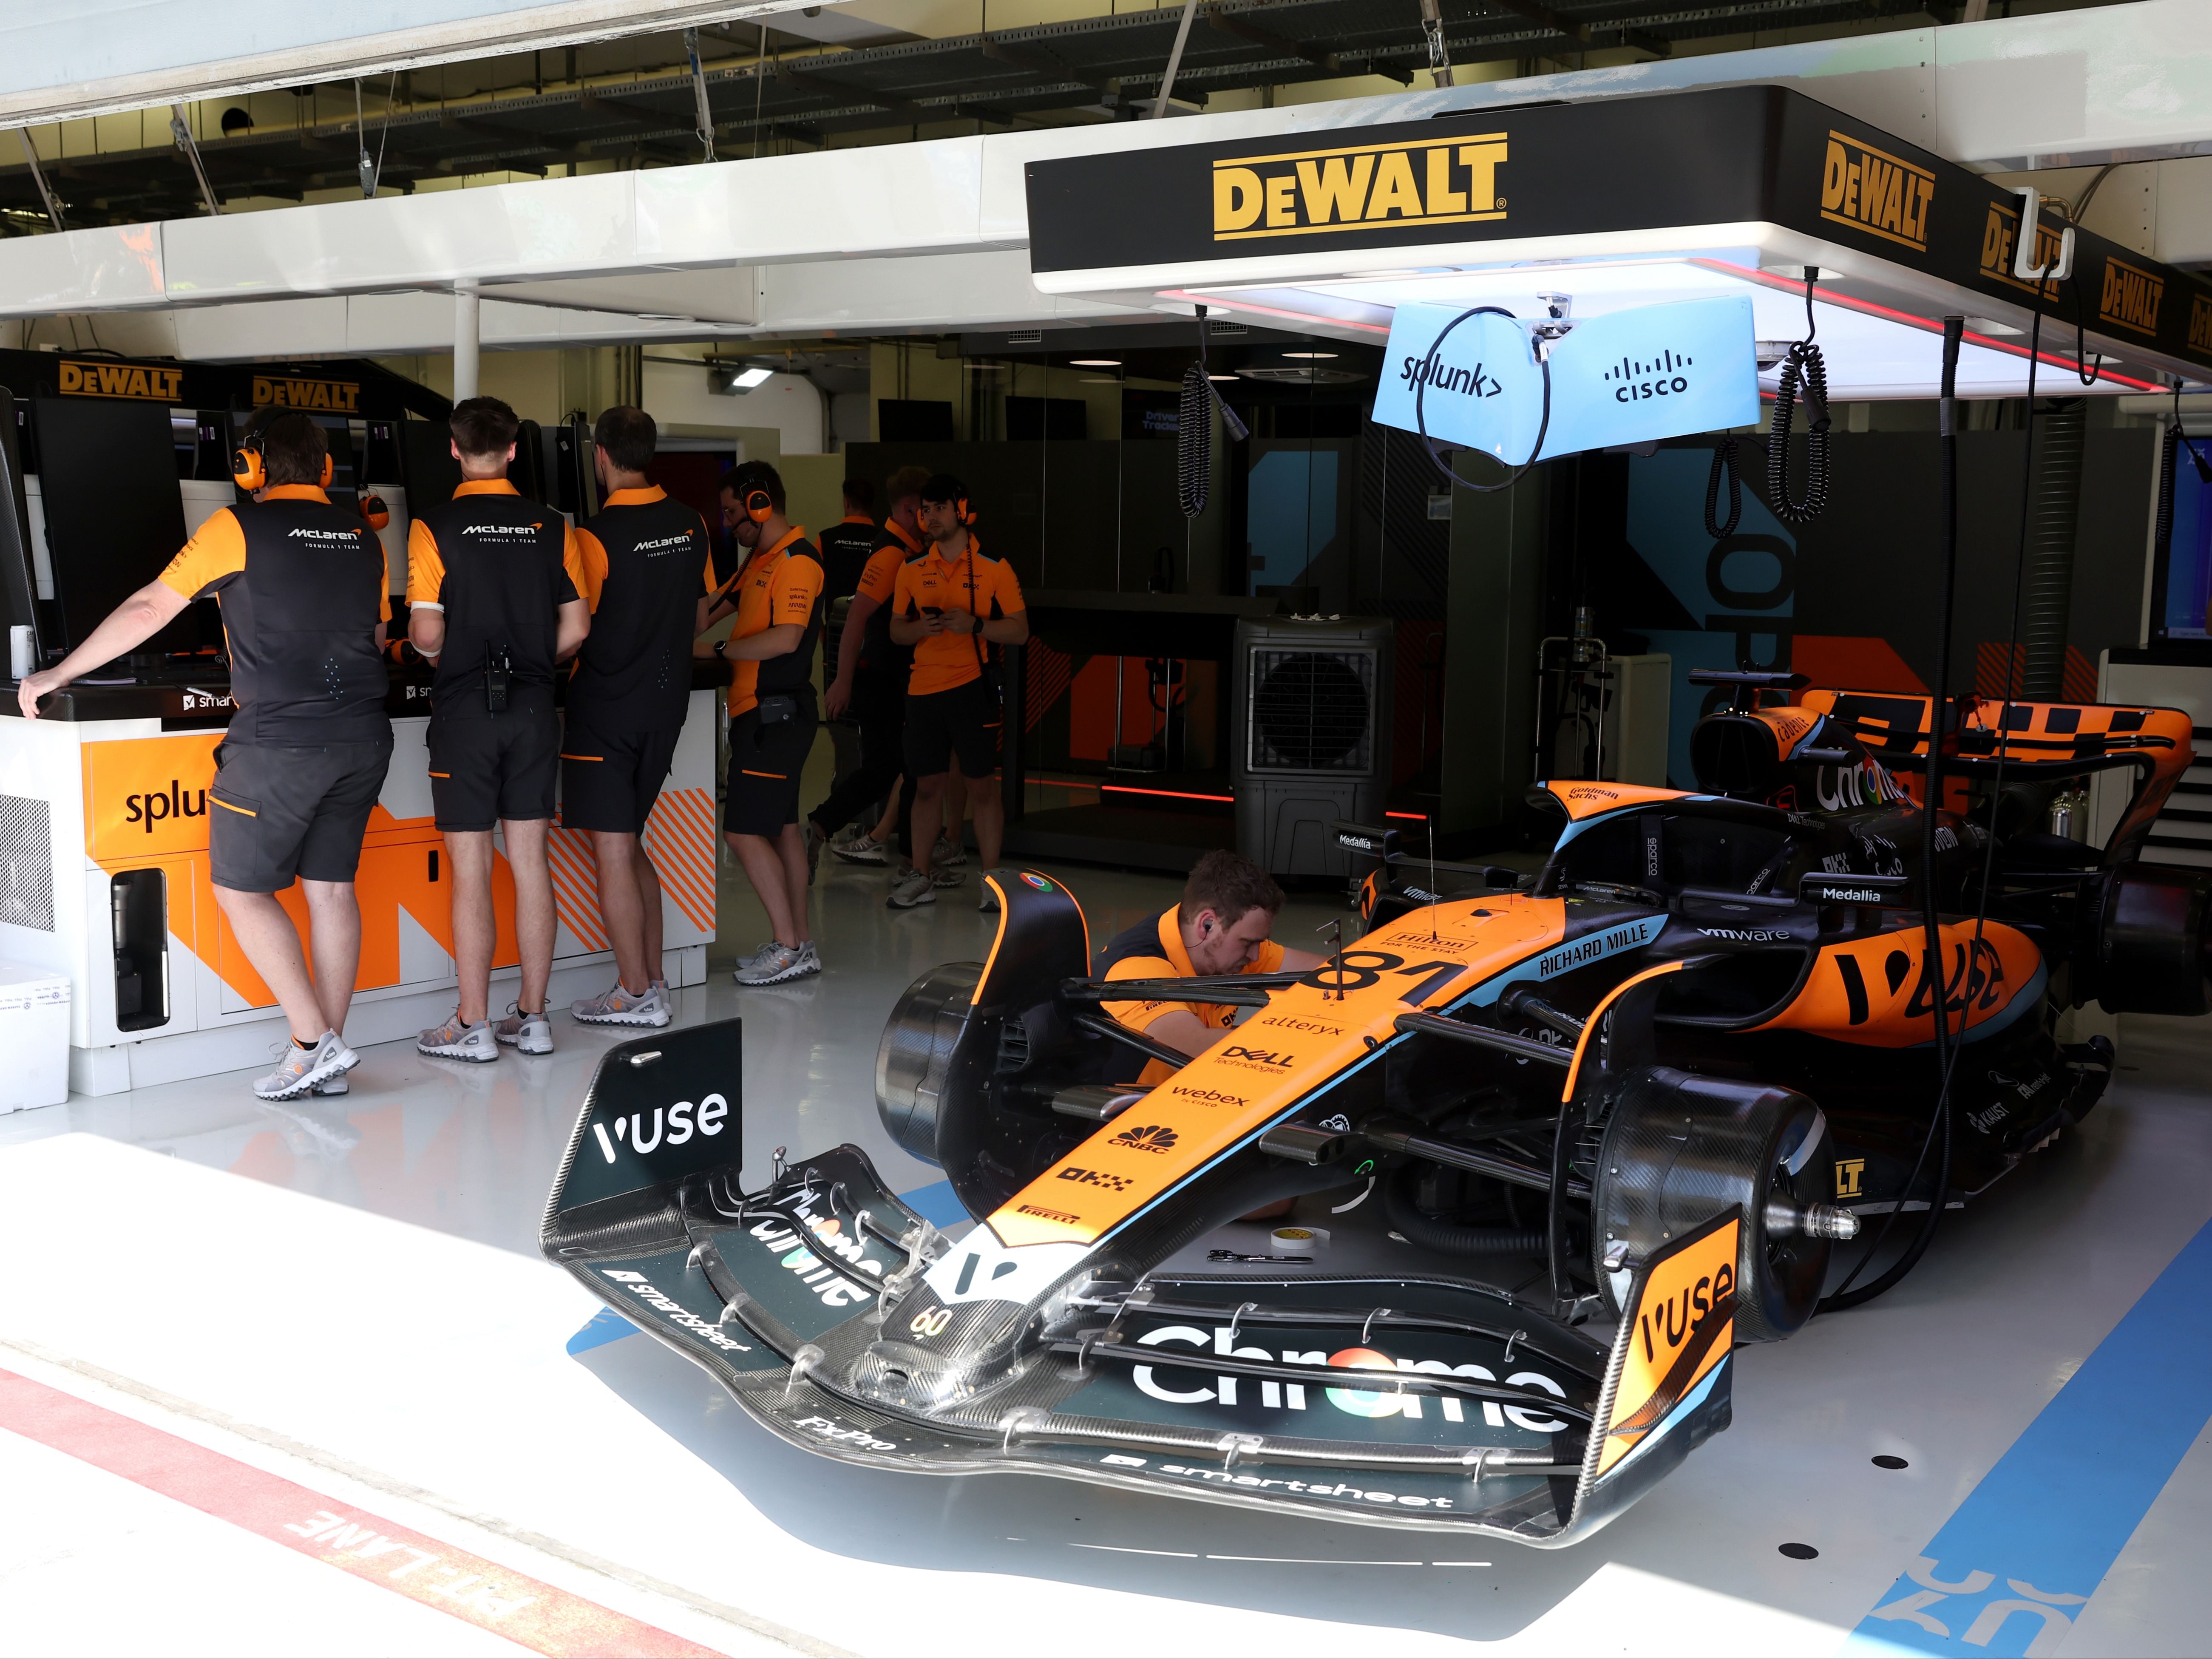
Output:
top-left (743, 487), bottom-right (774, 524)
top-left (231, 418), bottom-right (334, 492)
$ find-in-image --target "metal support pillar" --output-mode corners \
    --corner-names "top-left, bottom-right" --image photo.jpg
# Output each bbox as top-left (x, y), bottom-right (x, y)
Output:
top-left (454, 281), bottom-right (481, 402)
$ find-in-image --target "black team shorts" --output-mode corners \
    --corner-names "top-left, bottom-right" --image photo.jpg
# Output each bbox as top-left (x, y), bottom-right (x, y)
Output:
top-left (725, 704), bottom-right (817, 836)
top-left (209, 738), bottom-right (394, 892)
top-left (427, 695), bottom-right (559, 831)
top-left (903, 677), bottom-right (1000, 779)
top-left (559, 717), bottom-right (683, 835)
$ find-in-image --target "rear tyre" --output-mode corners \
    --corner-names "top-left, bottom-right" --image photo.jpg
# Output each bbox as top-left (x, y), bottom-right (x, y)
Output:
top-left (1591, 1068), bottom-right (1836, 1343)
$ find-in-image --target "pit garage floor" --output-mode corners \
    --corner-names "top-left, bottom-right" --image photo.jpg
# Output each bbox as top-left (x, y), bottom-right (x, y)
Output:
top-left (2, 851), bottom-right (2209, 1657)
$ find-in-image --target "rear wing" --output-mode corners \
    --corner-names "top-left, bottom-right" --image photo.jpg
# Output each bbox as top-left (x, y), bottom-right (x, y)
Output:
top-left (1331, 820), bottom-right (1523, 888)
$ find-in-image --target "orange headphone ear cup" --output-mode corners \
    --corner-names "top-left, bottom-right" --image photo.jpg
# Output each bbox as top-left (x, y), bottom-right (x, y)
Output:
top-left (746, 488), bottom-right (772, 524)
top-left (231, 445), bottom-right (264, 492)
top-left (319, 453), bottom-right (334, 490)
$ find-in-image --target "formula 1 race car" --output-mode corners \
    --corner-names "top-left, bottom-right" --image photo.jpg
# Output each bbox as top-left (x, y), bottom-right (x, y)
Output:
top-left (542, 672), bottom-right (2209, 1547)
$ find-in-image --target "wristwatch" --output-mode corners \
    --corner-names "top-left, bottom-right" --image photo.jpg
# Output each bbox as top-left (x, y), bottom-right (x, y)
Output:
top-left (712, 639), bottom-right (728, 659)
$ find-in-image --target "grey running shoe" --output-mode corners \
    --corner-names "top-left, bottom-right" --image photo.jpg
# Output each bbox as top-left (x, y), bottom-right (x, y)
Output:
top-left (254, 1030), bottom-right (355, 1100)
top-left (802, 821), bottom-right (824, 885)
top-left (571, 981), bottom-right (672, 1027)
top-left (418, 1011), bottom-right (499, 1063)
top-left (830, 830), bottom-right (889, 865)
top-left (493, 1002), bottom-right (553, 1053)
top-left (734, 941), bottom-right (808, 985)
top-left (796, 941), bottom-right (822, 977)
top-left (930, 866), bottom-right (964, 889)
top-left (887, 871), bottom-right (936, 909)
top-left (979, 880), bottom-right (1001, 914)
top-left (310, 1075), bottom-right (349, 1097)
top-left (933, 834), bottom-right (969, 868)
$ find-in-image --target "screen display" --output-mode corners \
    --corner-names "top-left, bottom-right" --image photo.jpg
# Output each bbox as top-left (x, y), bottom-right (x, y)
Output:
top-left (2158, 433), bottom-right (2212, 641)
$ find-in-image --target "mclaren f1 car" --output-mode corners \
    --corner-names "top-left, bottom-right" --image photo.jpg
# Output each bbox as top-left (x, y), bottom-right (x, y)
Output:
top-left (543, 671), bottom-right (2210, 1547)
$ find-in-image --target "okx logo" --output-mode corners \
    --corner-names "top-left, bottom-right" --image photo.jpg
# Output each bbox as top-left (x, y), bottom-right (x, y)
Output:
top-left (1111, 1124), bottom-right (1179, 1155)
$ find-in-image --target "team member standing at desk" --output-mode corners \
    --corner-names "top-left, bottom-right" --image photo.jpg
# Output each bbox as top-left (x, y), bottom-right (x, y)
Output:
top-left (17, 411), bottom-right (392, 1100)
top-left (406, 397), bottom-right (590, 1061)
top-left (886, 475), bottom-right (1028, 913)
top-left (702, 462), bottom-right (825, 986)
top-left (563, 406), bottom-right (715, 1030)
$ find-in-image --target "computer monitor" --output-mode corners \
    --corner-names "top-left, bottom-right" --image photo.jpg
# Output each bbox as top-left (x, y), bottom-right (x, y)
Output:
top-left (2150, 427), bottom-right (2212, 644)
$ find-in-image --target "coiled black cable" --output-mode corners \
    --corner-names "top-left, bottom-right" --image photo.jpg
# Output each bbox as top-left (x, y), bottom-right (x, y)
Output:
top-left (1770, 268), bottom-right (1832, 524)
top-left (1381, 1163), bottom-right (1547, 1255)
top-left (1412, 304), bottom-right (1552, 494)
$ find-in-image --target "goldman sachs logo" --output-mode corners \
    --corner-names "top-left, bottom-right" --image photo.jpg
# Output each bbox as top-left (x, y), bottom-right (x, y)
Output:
top-left (1602, 348), bottom-right (1700, 403)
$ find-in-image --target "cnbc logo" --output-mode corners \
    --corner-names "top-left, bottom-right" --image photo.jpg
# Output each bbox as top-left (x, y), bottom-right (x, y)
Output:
top-left (1212, 134), bottom-right (1508, 243)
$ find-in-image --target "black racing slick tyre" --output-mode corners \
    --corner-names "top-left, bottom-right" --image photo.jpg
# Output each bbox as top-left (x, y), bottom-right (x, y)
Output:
top-left (1591, 1068), bottom-right (1838, 1344)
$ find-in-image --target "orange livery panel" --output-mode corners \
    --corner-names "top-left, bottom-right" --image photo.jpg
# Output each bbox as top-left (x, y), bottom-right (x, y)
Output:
top-left (1751, 919), bottom-right (2045, 1048)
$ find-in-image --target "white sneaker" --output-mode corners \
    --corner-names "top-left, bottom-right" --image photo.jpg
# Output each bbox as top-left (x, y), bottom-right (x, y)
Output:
top-left (418, 1011), bottom-right (499, 1063)
top-left (493, 1002), bottom-right (553, 1053)
top-left (571, 981), bottom-right (672, 1027)
top-left (887, 871), bottom-right (936, 909)
top-left (253, 1029), bottom-right (355, 1100)
top-left (933, 835), bottom-right (968, 868)
top-left (830, 830), bottom-right (889, 865)
top-left (734, 941), bottom-right (808, 984)
top-left (796, 941), bottom-right (822, 977)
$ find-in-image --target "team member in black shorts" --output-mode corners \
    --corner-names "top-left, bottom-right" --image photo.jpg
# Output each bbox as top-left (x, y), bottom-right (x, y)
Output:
top-left (886, 475), bottom-right (1028, 913)
top-left (562, 406), bottom-right (715, 1031)
top-left (699, 461), bottom-right (824, 985)
top-left (407, 397), bottom-right (590, 1061)
top-left (19, 411), bottom-right (391, 1101)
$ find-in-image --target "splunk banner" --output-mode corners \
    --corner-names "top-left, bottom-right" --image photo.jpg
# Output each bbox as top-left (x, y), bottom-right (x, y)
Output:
top-left (1371, 296), bottom-right (1760, 463)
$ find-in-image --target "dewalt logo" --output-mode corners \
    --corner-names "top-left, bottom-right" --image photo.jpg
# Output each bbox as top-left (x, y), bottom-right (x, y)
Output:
top-left (59, 361), bottom-right (183, 402)
top-left (2099, 257), bottom-right (2165, 338)
top-left (2191, 292), bottom-right (2212, 356)
top-left (252, 375), bottom-right (362, 414)
top-left (1211, 133), bottom-right (1507, 243)
top-left (1819, 131), bottom-right (1934, 253)
top-left (1977, 201), bottom-right (2065, 299)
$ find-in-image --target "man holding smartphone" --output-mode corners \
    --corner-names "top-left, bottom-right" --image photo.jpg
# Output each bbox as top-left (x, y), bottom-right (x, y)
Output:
top-left (885, 474), bottom-right (1027, 913)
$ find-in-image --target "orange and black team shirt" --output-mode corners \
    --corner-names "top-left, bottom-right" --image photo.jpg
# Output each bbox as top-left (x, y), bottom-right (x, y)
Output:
top-left (890, 533), bottom-right (1026, 698)
top-left (569, 485), bottom-right (715, 732)
top-left (851, 517), bottom-right (923, 683)
top-left (1097, 905), bottom-right (1288, 1086)
top-left (406, 479), bottom-right (587, 710)
top-left (158, 484), bottom-right (391, 747)
top-left (817, 512), bottom-right (879, 683)
top-left (726, 526), bottom-right (824, 719)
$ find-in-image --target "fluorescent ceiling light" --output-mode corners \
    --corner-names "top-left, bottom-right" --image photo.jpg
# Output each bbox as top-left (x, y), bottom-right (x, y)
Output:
top-left (1281, 351), bottom-right (1339, 359)
top-left (1069, 358), bottom-right (1122, 367)
top-left (735, 366), bottom-right (775, 388)
top-left (1080, 376), bottom-right (1118, 383)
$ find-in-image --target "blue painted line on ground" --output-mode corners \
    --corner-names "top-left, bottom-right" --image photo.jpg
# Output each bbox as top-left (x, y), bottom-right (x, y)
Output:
top-left (1846, 1215), bottom-right (2212, 1657)
top-left (563, 1179), bottom-right (970, 1352)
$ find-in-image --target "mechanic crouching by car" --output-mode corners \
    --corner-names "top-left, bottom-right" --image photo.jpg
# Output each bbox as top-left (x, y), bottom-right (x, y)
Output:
top-left (17, 410), bottom-right (393, 1101)
top-left (1097, 849), bottom-right (1327, 1086)
top-left (407, 397), bottom-right (591, 1062)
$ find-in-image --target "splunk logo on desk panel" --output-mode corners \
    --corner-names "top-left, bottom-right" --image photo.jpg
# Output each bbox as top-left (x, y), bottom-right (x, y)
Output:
top-left (84, 734), bottom-right (223, 861)
top-left (124, 780), bottom-right (207, 831)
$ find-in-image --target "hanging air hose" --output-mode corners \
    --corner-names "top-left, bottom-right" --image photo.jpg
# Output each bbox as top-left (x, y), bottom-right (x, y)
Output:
top-left (1769, 267), bottom-right (1831, 524)
top-left (1704, 434), bottom-right (1743, 539)
top-left (1177, 304), bottom-right (1248, 519)
top-left (1412, 304), bottom-right (1553, 493)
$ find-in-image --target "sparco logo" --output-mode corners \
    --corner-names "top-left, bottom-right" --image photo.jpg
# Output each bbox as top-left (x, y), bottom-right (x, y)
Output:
top-left (589, 1093), bottom-right (728, 1163)
top-left (1220, 1045), bottom-right (1293, 1069)
top-left (1111, 1124), bottom-right (1180, 1155)
top-left (1057, 1166), bottom-right (1133, 1192)
top-left (1170, 1085), bottom-right (1245, 1107)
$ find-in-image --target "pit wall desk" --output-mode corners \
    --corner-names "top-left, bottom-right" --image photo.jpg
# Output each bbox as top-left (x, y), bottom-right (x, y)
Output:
top-left (0, 681), bottom-right (721, 1096)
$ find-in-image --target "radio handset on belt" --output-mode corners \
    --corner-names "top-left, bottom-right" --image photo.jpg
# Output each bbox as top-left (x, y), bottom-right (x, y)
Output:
top-left (486, 644), bottom-right (513, 713)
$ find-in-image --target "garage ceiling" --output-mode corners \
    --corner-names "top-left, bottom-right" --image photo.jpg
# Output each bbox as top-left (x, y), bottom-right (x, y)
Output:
top-left (0, 1), bottom-right (2014, 231)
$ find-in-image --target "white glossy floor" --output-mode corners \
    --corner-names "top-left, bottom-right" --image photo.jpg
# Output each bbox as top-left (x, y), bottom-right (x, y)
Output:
top-left (3, 843), bottom-right (2210, 1657)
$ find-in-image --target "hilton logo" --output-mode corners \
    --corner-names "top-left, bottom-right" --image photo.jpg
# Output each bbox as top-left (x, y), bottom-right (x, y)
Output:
top-left (1213, 133), bottom-right (1507, 243)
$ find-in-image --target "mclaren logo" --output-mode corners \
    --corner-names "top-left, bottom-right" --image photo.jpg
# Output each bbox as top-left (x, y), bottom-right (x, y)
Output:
top-left (2099, 256), bottom-right (2165, 337)
top-left (1212, 133), bottom-right (1507, 243)
top-left (1819, 130), bottom-right (1934, 253)
top-left (286, 527), bottom-right (364, 542)
top-left (1111, 1123), bottom-right (1180, 1155)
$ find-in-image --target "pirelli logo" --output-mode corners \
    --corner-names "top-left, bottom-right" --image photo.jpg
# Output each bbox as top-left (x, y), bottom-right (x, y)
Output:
top-left (58, 360), bottom-right (182, 401)
top-left (1819, 130), bottom-right (1934, 253)
top-left (1212, 133), bottom-right (1507, 242)
top-left (1977, 201), bottom-right (2065, 298)
top-left (2099, 257), bottom-right (2164, 337)
top-left (252, 375), bottom-right (361, 413)
top-left (2191, 292), bottom-right (2212, 356)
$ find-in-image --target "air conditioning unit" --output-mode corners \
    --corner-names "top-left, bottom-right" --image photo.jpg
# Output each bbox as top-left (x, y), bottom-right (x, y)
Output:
top-left (1231, 615), bottom-right (1394, 876)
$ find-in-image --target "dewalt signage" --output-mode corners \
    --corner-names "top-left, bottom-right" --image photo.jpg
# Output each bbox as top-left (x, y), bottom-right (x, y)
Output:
top-left (2098, 256), bottom-right (2165, 338)
top-left (251, 374), bottom-right (362, 414)
top-left (2191, 293), bottom-right (2212, 357)
top-left (1976, 200), bottom-right (2067, 301)
top-left (58, 360), bottom-right (183, 402)
top-left (1209, 134), bottom-right (1508, 242)
top-left (1817, 131), bottom-right (1933, 253)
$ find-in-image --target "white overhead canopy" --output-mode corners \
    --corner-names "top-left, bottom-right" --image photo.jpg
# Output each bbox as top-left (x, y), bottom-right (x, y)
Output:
top-left (0, 0), bottom-right (835, 128)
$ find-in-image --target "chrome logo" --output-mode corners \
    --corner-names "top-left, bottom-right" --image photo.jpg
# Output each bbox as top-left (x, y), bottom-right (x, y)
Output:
top-left (1324, 1347), bottom-right (1402, 1418)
